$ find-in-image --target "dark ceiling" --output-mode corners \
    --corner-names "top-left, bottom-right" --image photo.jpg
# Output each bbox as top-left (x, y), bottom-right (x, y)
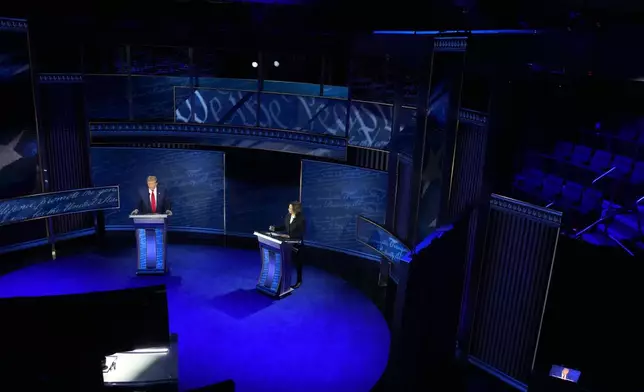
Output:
top-left (15, 0), bottom-right (644, 80)
top-left (13, 0), bottom-right (644, 33)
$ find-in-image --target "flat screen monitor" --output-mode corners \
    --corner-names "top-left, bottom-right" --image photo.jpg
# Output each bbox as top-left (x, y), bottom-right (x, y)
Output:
top-left (549, 365), bottom-right (581, 383)
top-left (356, 216), bottom-right (411, 264)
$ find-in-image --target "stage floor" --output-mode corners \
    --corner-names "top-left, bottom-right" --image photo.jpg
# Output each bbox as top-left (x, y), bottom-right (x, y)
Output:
top-left (0, 242), bottom-right (390, 392)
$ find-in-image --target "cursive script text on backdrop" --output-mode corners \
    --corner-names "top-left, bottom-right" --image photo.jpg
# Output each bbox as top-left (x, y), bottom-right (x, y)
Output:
top-left (0, 186), bottom-right (119, 226)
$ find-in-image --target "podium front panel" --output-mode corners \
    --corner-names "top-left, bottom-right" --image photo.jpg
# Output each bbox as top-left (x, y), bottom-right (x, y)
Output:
top-left (130, 215), bottom-right (168, 275)
top-left (257, 245), bottom-right (285, 296)
top-left (136, 228), bottom-right (166, 271)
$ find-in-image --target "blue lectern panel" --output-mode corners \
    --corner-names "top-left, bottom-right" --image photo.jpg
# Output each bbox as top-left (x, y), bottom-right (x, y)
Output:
top-left (154, 229), bottom-right (164, 270)
top-left (136, 227), bottom-right (166, 272)
top-left (137, 228), bottom-right (147, 269)
top-left (257, 245), bottom-right (282, 296)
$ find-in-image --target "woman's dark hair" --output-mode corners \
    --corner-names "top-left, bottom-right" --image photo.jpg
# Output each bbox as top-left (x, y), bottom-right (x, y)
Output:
top-left (290, 201), bottom-right (302, 214)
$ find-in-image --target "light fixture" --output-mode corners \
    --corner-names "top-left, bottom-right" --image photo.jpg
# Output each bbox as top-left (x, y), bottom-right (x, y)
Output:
top-left (251, 62), bottom-right (258, 68)
top-left (273, 61), bottom-right (279, 67)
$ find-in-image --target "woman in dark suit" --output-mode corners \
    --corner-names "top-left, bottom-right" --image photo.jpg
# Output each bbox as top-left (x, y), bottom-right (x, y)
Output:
top-left (269, 201), bottom-right (306, 288)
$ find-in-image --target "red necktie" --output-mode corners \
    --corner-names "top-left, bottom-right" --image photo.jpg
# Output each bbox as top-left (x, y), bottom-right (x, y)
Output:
top-left (150, 192), bottom-right (156, 213)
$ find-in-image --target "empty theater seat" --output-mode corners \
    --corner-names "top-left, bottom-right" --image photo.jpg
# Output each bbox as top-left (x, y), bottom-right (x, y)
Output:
top-left (601, 161), bottom-right (643, 208)
top-left (602, 210), bottom-right (644, 245)
top-left (618, 127), bottom-right (638, 141)
top-left (541, 175), bottom-right (564, 202)
top-left (552, 141), bottom-right (573, 160)
top-left (588, 150), bottom-right (613, 173)
top-left (513, 169), bottom-right (545, 204)
top-left (559, 181), bottom-right (583, 209)
top-left (515, 168), bottom-right (544, 192)
top-left (613, 206), bottom-right (644, 232)
top-left (570, 145), bottom-right (593, 166)
top-left (611, 155), bottom-right (634, 178)
top-left (579, 187), bottom-right (604, 214)
top-left (631, 162), bottom-right (644, 186)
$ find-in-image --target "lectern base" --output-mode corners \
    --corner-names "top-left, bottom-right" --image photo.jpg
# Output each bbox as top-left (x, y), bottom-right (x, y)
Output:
top-left (136, 269), bottom-right (167, 276)
top-left (256, 285), bottom-right (293, 298)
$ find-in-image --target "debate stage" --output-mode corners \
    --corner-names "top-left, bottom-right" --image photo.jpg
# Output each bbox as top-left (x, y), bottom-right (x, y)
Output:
top-left (0, 237), bottom-right (390, 392)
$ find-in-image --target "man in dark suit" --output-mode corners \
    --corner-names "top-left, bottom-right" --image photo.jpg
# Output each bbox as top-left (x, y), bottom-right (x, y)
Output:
top-left (269, 201), bottom-right (306, 288)
top-left (131, 175), bottom-right (172, 216)
top-left (559, 367), bottom-right (570, 381)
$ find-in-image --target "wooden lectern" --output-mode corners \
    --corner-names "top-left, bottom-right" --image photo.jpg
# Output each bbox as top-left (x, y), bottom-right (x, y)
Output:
top-left (253, 231), bottom-right (300, 298)
top-left (130, 214), bottom-right (168, 275)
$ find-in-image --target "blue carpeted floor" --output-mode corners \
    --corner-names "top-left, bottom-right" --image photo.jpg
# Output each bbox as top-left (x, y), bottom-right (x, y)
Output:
top-left (0, 243), bottom-right (390, 392)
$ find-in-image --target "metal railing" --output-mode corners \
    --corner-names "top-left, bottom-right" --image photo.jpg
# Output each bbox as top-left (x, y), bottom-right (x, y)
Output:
top-left (592, 166), bottom-right (617, 185)
top-left (573, 195), bottom-right (644, 256)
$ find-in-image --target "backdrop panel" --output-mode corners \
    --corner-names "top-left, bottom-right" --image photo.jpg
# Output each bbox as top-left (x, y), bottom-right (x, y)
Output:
top-left (322, 85), bottom-right (349, 99)
top-left (263, 80), bottom-right (319, 96)
top-left (85, 75), bottom-right (349, 123)
top-left (196, 78), bottom-right (347, 98)
top-left (348, 101), bottom-right (393, 149)
top-left (300, 160), bottom-right (388, 259)
top-left (258, 93), bottom-right (347, 137)
top-left (175, 88), bottom-right (349, 138)
top-left (38, 76), bottom-right (94, 236)
top-left (392, 106), bottom-right (417, 157)
top-left (0, 19), bottom-right (40, 199)
top-left (225, 149), bottom-right (301, 237)
top-left (445, 109), bottom-right (488, 222)
top-left (132, 75), bottom-right (191, 120)
top-left (91, 147), bottom-right (225, 233)
top-left (174, 87), bottom-right (258, 127)
top-left (84, 75), bottom-right (129, 120)
top-left (130, 46), bottom-right (189, 75)
top-left (416, 38), bottom-right (467, 242)
top-left (197, 77), bottom-right (258, 91)
top-left (0, 18), bottom-right (46, 250)
top-left (469, 195), bottom-right (561, 389)
top-left (394, 154), bottom-right (414, 243)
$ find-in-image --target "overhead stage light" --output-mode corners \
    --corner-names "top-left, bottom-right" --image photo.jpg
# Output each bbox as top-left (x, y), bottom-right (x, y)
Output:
top-left (251, 62), bottom-right (258, 68)
top-left (273, 61), bottom-right (279, 67)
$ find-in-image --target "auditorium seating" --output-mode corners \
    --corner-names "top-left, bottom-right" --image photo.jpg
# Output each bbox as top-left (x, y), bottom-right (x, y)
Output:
top-left (570, 144), bottom-right (592, 166)
top-left (610, 154), bottom-right (633, 178)
top-left (512, 126), bottom-right (644, 254)
top-left (588, 149), bottom-right (612, 173)
top-left (541, 174), bottom-right (564, 202)
top-left (552, 141), bottom-right (573, 160)
top-left (618, 127), bottom-right (638, 142)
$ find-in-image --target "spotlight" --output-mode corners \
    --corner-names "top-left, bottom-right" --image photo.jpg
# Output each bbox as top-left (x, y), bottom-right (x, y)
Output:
top-left (273, 61), bottom-right (280, 67)
top-left (251, 62), bottom-right (258, 68)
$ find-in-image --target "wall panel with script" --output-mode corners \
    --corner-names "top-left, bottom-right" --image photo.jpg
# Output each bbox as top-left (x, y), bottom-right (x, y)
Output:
top-left (90, 147), bottom-right (225, 234)
top-left (300, 160), bottom-right (388, 259)
top-left (0, 186), bottom-right (120, 226)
